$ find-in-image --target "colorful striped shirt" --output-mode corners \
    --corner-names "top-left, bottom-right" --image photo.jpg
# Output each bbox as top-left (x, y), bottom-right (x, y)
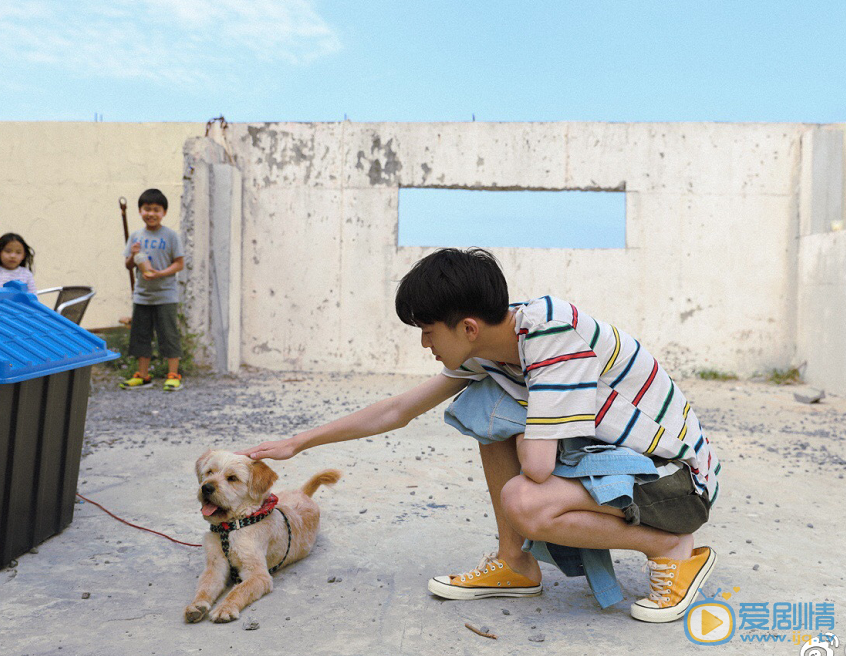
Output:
top-left (442, 296), bottom-right (720, 503)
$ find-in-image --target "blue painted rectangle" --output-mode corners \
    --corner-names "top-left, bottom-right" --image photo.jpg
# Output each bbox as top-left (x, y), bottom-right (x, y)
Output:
top-left (398, 188), bottom-right (626, 249)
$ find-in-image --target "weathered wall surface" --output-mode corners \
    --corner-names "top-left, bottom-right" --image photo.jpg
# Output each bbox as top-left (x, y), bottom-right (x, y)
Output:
top-left (0, 122), bottom-right (204, 328)
top-left (796, 127), bottom-right (846, 391)
top-left (183, 121), bottom-right (833, 380)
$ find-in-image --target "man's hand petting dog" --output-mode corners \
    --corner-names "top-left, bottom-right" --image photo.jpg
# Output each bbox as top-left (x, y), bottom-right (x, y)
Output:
top-left (184, 450), bottom-right (340, 623)
top-left (236, 437), bottom-right (299, 462)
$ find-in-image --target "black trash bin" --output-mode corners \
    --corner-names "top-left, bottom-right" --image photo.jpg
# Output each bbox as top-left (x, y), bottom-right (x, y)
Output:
top-left (0, 280), bottom-right (119, 568)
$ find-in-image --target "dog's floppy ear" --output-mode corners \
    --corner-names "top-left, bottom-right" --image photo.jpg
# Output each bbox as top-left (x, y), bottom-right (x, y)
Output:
top-left (195, 450), bottom-right (213, 480)
top-left (249, 460), bottom-right (278, 499)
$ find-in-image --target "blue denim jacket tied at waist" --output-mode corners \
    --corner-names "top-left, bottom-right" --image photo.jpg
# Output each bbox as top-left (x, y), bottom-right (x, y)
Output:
top-left (444, 377), bottom-right (660, 609)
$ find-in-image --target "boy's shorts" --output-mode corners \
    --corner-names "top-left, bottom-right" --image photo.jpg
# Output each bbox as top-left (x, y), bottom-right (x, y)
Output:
top-left (444, 377), bottom-right (710, 535)
top-left (129, 303), bottom-right (182, 359)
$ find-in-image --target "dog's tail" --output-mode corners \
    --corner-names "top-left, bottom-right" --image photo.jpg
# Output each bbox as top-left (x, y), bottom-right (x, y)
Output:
top-left (302, 469), bottom-right (342, 497)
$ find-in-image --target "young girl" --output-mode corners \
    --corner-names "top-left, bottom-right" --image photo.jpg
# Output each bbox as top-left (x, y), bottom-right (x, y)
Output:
top-left (0, 233), bottom-right (36, 293)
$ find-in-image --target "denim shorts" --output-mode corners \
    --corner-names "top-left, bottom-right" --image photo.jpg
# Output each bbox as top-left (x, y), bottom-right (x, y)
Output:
top-left (444, 376), bottom-right (710, 535)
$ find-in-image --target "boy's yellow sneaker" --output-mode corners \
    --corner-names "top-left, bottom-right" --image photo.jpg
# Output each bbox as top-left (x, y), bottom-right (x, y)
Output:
top-left (119, 372), bottom-right (153, 390)
top-left (630, 546), bottom-right (717, 623)
top-left (428, 553), bottom-right (542, 600)
top-left (163, 373), bottom-right (182, 392)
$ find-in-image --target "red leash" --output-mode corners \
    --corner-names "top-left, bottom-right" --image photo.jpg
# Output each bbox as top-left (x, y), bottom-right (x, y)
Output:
top-left (76, 492), bottom-right (202, 548)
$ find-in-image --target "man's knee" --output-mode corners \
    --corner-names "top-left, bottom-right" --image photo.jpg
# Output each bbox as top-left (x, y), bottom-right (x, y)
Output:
top-left (501, 476), bottom-right (549, 537)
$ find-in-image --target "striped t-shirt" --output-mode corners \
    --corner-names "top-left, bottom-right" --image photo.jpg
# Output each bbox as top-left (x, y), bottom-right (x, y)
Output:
top-left (442, 296), bottom-right (720, 504)
top-left (0, 266), bottom-right (36, 294)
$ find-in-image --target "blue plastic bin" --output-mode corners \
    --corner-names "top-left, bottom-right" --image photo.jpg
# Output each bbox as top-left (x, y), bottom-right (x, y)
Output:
top-left (0, 281), bottom-right (119, 568)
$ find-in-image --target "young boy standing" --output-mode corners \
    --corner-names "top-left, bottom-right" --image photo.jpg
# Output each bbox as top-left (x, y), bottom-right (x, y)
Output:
top-left (119, 189), bottom-right (185, 392)
top-left (240, 248), bottom-right (720, 623)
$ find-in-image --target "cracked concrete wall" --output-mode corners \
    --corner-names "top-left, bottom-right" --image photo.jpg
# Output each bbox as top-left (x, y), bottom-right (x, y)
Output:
top-left (796, 127), bottom-right (846, 391)
top-left (0, 122), bottom-right (204, 329)
top-left (193, 121), bottom-right (819, 379)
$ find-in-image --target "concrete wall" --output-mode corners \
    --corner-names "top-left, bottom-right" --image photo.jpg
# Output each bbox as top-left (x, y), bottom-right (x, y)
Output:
top-left (5, 120), bottom-right (843, 391)
top-left (796, 127), bottom-right (846, 391)
top-left (0, 122), bottom-right (204, 329)
top-left (183, 121), bottom-right (843, 382)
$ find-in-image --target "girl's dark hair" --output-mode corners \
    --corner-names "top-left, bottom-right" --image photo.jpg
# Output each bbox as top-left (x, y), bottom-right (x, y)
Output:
top-left (395, 248), bottom-right (509, 328)
top-left (0, 233), bottom-right (35, 270)
top-left (138, 188), bottom-right (168, 210)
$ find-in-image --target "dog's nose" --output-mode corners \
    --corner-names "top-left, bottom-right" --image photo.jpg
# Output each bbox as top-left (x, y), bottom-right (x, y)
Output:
top-left (201, 483), bottom-right (215, 497)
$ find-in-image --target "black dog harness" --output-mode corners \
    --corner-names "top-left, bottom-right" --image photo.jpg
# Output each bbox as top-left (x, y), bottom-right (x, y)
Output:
top-left (209, 494), bottom-right (292, 584)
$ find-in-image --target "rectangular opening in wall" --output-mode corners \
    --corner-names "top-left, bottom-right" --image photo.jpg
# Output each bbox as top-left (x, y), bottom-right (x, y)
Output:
top-left (398, 188), bottom-right (626, 249)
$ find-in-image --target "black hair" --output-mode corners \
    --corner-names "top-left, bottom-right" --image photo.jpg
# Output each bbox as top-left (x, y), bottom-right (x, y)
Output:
top-left (395, 248), bottom-right (509, 328)
top-left (0, 232), bottom-right (35, 271)
top-left (138, 188), bottom-right (168, 211)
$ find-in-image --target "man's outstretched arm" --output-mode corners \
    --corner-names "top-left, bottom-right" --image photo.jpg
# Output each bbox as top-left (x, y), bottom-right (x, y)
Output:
top-left (238, 373), bottom-right (468, 461)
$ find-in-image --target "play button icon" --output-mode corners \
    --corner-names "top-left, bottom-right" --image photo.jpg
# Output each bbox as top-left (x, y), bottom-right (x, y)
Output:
top-left (686, 602), bottom-right (735, 645)
top-left (701, 609), bottom-right (724, 635)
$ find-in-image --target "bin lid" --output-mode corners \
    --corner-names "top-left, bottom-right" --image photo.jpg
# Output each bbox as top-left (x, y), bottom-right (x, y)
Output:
top-left (0, 281), bottom-right (120, 384)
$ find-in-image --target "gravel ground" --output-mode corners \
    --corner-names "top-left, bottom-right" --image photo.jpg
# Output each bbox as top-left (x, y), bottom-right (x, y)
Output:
top-left (2, 367), bottom-right (845, 655)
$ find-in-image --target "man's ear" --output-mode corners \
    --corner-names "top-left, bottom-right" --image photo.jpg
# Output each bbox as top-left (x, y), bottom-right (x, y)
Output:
top-left (462, 318), bottom-right (480, 341)
top-left (249, 461), bottom-right (279, 499)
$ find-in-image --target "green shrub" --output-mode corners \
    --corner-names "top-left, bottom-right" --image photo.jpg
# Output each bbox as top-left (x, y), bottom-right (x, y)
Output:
top-left (697, 369), bottom-right (738, 381)
top-left (766, 367), bottom-right (803, 385)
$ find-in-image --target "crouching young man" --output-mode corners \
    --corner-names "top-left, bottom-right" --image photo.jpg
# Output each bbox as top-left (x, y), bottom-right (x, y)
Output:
top-left (240, 248), bottom-right (720, 622)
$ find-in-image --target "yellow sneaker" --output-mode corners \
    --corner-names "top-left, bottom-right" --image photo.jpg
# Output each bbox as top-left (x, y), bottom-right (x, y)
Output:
top-left (630, 546), bottom-right (717, 623)
top-left (428, 553), bottom-right (542, 600)
top-left (163, 373), bottom-right (183, 392)
top-left (119, 372), bottom-right (152, 390)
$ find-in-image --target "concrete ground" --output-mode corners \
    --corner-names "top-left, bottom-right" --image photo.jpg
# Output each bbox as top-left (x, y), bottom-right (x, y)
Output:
top-left (2, 369), bottom-right (845, 656)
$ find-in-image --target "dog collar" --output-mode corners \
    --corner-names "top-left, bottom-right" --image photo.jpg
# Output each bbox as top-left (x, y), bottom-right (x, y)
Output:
top-left (209, 494), bottom-right (292, 584)
top-left (210, 494), bottom-right (279, 532)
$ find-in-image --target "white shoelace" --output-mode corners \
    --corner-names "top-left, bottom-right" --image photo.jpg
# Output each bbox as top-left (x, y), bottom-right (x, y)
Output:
top-left (457, 552), bottom-right (505, 582)
top-left (643, 560), bottom-right (677, 603)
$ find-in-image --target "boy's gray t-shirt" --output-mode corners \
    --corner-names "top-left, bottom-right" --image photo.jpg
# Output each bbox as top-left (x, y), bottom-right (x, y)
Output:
top-left (123, 226), bottom-right (184, 305)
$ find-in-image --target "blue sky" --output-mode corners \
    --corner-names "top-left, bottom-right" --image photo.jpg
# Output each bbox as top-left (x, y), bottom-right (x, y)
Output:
top-left (2, 1), bottom-right (843, 247)
top-left (2, 1), bottom-right (844, 124)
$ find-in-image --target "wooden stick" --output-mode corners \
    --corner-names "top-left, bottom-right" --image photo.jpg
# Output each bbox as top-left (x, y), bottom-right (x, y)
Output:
top-left (465, 623), bottom-right (497, 640)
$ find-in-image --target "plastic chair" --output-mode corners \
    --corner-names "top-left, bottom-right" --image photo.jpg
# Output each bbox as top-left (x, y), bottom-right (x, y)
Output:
top-left (36, 286), bottom-right (95, 325)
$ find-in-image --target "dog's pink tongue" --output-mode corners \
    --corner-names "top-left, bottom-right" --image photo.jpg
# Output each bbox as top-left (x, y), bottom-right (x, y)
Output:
top-left (201, 502), bottom-right (219, 517)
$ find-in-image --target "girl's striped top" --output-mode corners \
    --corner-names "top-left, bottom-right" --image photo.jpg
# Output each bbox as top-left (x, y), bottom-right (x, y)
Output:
top-left (0, 266), bottom-right (36, 294)
top-left (442, 296), bottom-right (720, 504)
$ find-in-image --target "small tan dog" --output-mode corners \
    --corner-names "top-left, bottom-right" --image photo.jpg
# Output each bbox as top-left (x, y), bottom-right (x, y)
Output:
top-left (184, 450), bottom-right (341, 623)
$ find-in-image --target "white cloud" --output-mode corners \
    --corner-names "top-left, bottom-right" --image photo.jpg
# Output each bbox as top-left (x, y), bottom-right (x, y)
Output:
top-left (0, 0), bottom-right (341, 85)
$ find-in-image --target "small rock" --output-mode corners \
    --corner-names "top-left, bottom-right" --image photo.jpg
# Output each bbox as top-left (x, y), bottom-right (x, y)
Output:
top-left (479, 625), bottom-right (491, 634)
top-left (9, 560), bottom-right (17, 568)
top-left (327, 576), bottom-right (336, 583)
top-left (468, 477), bottom-right (473, 482)
top-left (29, 548), bottom-right (39, 554)
top-left (359, 509), bottom-right (367, 514)
top-left (502, 609), bottom-right (511, 615)
top-left (81, 592), bottom-right (91, 599)
top-left (528, 634), bottom-right (545, 642)
top-left (793, 389), bottom-right (825, 404)
top-left (807, 523), bottom-right (814, 529)
top-left (746, 539), bottom-right (752, 544)
top-left (242, 620), bottom-right (260, 630)
top-left (752, 564), bottom-right (760, 571)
